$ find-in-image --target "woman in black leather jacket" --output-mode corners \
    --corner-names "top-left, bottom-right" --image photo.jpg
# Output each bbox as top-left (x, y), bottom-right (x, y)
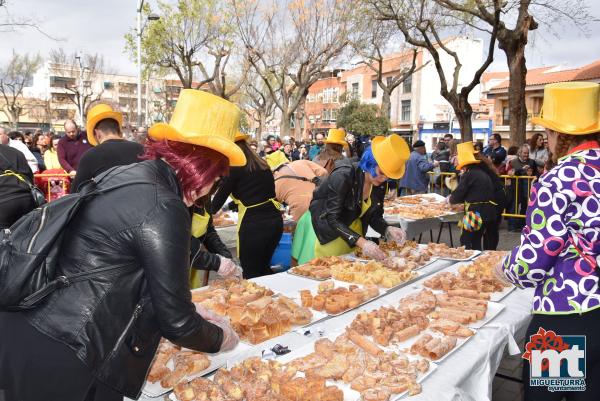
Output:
top-left (0, 90), bottom-right (246, 401)
top-left (309, 135), bottom-right (410, 259)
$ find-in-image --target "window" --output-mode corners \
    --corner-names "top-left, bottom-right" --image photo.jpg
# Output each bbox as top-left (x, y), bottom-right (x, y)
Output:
top-left (330, 109), bottom-right (337, 122)
top-left (401, 100), bottom-right (411, 121)
top-left (351, 82), bottom-right (359, 100)
top-left (502, 107), bottom-right (510, 126)
top-left (403, 75), bottom-right (412, 93)
top-left (332, 88), bottom-right (339, 103)
top-left (386, 76), bottom-right (394, 87)
top-left (323, 89), bottom-right (331, 104)
top-left (371, 80), bottom-right (378, 98)
top-left (322, 109), bottom-right (328, 121)
top-left (50, 76), bottom-right (76, 88)
top-left (103, 81), bottom-right (114, 90)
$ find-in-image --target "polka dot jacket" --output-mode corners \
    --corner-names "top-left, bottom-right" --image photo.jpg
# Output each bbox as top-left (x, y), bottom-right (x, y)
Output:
top-left (502, 148), bottom-right (600, 314)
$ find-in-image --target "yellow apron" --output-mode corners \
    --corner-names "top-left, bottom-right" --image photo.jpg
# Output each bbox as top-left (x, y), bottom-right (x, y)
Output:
top-left (190, 211), bottom-right (210, 289)
top-left (233, 196), bottom-right (282, 258)
top-left (314, 193), bottom-right (372, 257)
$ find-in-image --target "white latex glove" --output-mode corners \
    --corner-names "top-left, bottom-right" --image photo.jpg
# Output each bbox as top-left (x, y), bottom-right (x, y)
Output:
top-left (385, 226), bottom-right (406, 245)
top-left (195, 304), bottom-right (224, 322)
top-left (358, 239), bottom-right (387, 261)
top-left (211, 317), bottom-right (240, 352)
top-left (493, 260), bottom-right (511, 285)
top-left (217, 256), bottom-right (243, 278)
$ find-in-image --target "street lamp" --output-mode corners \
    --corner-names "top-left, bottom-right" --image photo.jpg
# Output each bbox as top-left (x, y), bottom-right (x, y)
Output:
top-left (75, 54), bottom-right (89, 126)
top-left (137, 0), bottom-right (160, 128)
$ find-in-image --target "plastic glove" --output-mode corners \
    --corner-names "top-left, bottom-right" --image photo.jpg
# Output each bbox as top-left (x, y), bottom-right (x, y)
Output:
top-left (211, 317), bottom-right (240, 352)
top-left (217, 256), bottom-right (243, 278)
top-left (493, 260), bottom-right (511, 285)
top-left (385, 226), bottom-right (406, 245)
top-left (195, 304), bottom-right (224, 323)
top-left (358, 239), bottom-right (387, 261)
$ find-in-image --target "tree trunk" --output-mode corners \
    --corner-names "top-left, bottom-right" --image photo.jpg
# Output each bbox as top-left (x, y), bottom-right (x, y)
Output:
top-left (280, 111), bottom-right (291, 137)
top-left (502, 40), bottom-right (528, 146)
top-left (453, 100), bottom-right (473, 142)
top-left (381, 90), bottom-right (392, 122)
top-left (258, 112), bottom-right (266, 138)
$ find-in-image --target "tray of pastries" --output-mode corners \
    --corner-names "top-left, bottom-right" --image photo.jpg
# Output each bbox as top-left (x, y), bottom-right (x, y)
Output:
top-left (142, 339), bottom-right (252, 397)
top-left (423, 251), bottom-right (513, 302)
top-left (297, 281), bottom-right (381, 316)
top-left (287, 256), bottom-right (349, 280)
top-left (170, 357), bottom-right (345, 401)
top-left (353, 241), bottom-right (436, 271)
top-left (424, 243), bottom-right (480, 261)
top-left (212, 211), bottom-right (236, 228)
top-left (191, 279), bottom-right (314, 344)
top-left (283, 333), bottom-right (436, 400)
top-left (331, 260), bottom-right (418, 289)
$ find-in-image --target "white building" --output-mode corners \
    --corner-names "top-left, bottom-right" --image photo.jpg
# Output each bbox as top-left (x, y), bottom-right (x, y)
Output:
top-left (339, 37), bottom-right (492, 150)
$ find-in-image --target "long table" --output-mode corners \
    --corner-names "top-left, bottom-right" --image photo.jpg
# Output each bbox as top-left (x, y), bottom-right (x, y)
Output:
top-left (132, 257), bottom-right (533, 401)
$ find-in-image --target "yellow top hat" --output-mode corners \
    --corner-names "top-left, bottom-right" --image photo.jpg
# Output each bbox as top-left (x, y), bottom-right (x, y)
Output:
top-left (531, 82), bottom-right (600, 135)
top-left (86, 104), bottom-right (123, 146)
top-left (371, 134), bottom-right (410, 179)
top-left (148, 89), bottom-right (246, 166)
top-left (265, 150), bottom-right (289, 171)
top-left (456, 142), bottom-right (481, 170)
top-left (325, 128), bottom-right (347, 146)
top-left (234, 132), bottom-right (249, 142)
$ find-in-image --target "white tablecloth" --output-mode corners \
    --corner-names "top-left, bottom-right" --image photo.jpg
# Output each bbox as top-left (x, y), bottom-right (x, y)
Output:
top-left (131, 258), bottom-right (534, 401)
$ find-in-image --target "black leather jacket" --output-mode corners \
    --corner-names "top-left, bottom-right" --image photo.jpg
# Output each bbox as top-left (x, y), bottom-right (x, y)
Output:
top-left (23, 159), bottom-right (223, 398)
top-left (190, 211), bottom-right (232, 271)
top-left (310, 159), bottom-right (388, 246)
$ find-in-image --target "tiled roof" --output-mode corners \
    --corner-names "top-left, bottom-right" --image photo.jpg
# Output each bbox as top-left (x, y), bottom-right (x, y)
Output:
top-left (490, 61), bottom-right (600, 91)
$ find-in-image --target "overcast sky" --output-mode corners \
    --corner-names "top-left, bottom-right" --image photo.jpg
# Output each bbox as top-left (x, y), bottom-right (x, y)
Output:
top-left (1, 0), bottom-right (599, 76)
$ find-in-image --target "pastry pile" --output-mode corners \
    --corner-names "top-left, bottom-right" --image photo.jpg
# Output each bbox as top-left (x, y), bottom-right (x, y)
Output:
top-left (424, 243), bottom-right (475, 259)
top-left (192, 279), bottom-right (312, 344)
top-left (384, 194), bottom-right (460, 219)
top-left (289, 256), bottom-right (347, 280)
top-left (299, 281), bottom-right (380, 315)
top-left (173, 357), bottom-right (344, 401)
top-left (331, 261), bottom-right (416, 288)
top-left (356, 241), bottom-right (435, 271)
top-left (213, 212), bottom-right (235, 227)
top-left (289, 335), bottom-right (427, 400)
top-left (147, 340), bottom-right (211, 389)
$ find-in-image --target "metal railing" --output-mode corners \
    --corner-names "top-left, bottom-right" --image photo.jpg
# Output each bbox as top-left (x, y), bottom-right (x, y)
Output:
top-left (33, 173), bottom-right (72, 202)
top-left (426, 171), bottom-right (536, 219)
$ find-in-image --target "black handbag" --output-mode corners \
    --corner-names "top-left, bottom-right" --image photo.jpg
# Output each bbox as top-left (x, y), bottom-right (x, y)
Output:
top-left (0, 151), bottom-right (46, 207)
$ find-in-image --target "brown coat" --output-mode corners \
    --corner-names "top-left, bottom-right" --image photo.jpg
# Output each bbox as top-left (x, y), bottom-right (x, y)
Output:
top-left (274, 160), bottom-right (328, 221)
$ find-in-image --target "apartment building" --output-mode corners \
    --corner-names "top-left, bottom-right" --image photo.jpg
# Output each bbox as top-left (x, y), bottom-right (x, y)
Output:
top-left (485, 60), bottom-right (600, 144)
top-left (15, 62), bottom-right (181, 132)
top-left (333, 37), bottom-right (492, 149)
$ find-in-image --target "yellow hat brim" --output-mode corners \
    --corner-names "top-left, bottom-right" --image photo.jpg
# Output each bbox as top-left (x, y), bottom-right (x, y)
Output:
top-left (456, 159), bottom-right (480, 171)
top-left (371, 135), bottom-right (410, 179)
top-left (324, 139), bottom-right (347, 146)
top-left (148, 123), bottom-right (246, 167)
top-left (86, 111), bottom-right (123, 147)
top-left (235, 133), bottom-right (250, 142)
top-left (531, 112), bottom-right (600, 135)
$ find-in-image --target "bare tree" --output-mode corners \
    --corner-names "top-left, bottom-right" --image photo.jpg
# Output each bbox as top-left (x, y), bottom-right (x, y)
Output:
top-left (233, 0), bottom-right (353, 138)
top-left (242, 74), bottom-right (276, 138)
top-left (367, 0), bottom-right (501, 142)
top-left (434, 0), bottom-right (597, 145)
top-left (0, 51), bottom-right (43, 128)
top-left (125, 0), bottom-right (247, 99)
top-left (48, 49), bottom-right (108, 122)
top-left (0, 0), bottom-right (59, 40)
top-left (351, 18), bottom-right (428, 121)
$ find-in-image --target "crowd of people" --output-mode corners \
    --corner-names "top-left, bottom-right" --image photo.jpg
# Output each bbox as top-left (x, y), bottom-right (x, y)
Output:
top-left (0, 82), bottom-right (598, 401)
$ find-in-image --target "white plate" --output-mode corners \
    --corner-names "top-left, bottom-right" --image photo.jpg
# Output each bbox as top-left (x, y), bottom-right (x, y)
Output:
top-left (431, 249), bottom-right (482, 262)
top-left (468, 301), bottom-right (506, 329)
top-left (142, 342), bottom-right (252, 398)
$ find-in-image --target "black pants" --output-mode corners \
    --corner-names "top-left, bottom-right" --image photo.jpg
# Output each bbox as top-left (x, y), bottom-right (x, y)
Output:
top-left (522, 309), bottom-right (600, 401)
top-left (483, 212), bottom-right (502, 250)
top-left (460, 224), bottom-right (485, 250)
top-left (0, 195), bottom-right (35, 229)
top-left (239, 208), bottom-right (283, 279)
top-left (0, 312), bottom-right (121, 401)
